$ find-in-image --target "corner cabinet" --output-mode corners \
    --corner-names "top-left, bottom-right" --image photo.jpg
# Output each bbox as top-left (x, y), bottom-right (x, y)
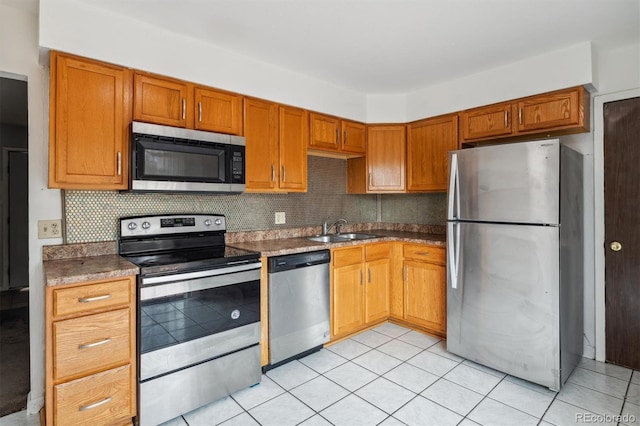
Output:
top-left (460, 86), bottom-right (590, 144)
top-left (49, 52), bottom-right (132, 190)
top-left (331, 243), bottom-right (391, 339)
top-left (366, 125), bottom-right (406, 192)
top-left (407, 114), bottom-right (459, 192)
top-left (45, 276), bottom-right (137, 426)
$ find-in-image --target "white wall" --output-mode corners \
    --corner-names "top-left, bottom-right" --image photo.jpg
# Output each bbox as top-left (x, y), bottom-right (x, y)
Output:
top-left (38, 0), bottom-right (368, 122)
top-left (0, 3), bottom-right (63, 414)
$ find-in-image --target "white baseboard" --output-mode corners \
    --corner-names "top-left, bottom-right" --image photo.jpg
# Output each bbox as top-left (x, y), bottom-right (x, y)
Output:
top-left (25, 392), bottom-right (43, 416)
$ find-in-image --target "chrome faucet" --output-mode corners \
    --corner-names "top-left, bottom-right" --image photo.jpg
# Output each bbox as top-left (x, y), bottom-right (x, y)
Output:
top-left (322, 218), bottom-right (347, 235)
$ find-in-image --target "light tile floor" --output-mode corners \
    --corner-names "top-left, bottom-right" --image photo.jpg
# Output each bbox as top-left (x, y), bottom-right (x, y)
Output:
top-left (156, 323), bottom-right (639, 426)
top-left (2, 323), bottom-right (639, 426)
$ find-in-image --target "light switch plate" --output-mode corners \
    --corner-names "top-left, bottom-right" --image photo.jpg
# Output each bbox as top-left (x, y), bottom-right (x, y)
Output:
top-left (38, 219), bottom-right (63, 239)
top-left (275, 212), bottom-right (286, 224)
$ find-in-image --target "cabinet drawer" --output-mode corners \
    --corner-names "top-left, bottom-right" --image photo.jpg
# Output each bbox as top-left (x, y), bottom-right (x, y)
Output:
top-left (332, 246), bottom-right (364, 267)
top-left (54, 364), bottom-right (133, 426)
top-left (403, 244), bottom-right (446, 265)
top-left (365, 243), bottom-right (391, 261)
top-left (53, 278), bottom-right (132, 318)
top-left (54, 308), bottom-right (131, 380)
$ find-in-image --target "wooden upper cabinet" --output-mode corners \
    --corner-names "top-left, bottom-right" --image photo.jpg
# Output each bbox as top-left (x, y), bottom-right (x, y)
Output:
top-left (460, 86), bottom-right (590, 143)
top-left (49, 52), bottom-right (132, 190)
top-left (341, 120), bottom-right (366, 154)
top-left (516, 86), bottom-right (588, 134)
top-left (133, 72), bottom-right (191, 128)
top-left (459, 101), bottom-right (513, 142)
top-left (244, 98), bottom-right (279, 191)
top-left (407, 114), bottom-right (458, 192)
top-left (309, 113), bottom-right (340, 151)
top-left (278, 106), bottom-right (308, 192)
top-left (194, 87), bottom-right (243, 135)
top-left (367, 125), bottom-right (406, 192)
top-left (133, 72), bottom-right (243, 135)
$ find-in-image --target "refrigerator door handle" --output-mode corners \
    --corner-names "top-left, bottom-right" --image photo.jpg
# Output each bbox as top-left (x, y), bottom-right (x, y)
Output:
top-left (448, 153), bottom-right (459, 219)
top-left (448, 222), bottom-right (460, 289)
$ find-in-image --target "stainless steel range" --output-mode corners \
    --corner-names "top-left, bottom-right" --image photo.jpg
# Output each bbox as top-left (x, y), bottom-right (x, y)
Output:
top-left (119, 214), bottom-right (262, 426)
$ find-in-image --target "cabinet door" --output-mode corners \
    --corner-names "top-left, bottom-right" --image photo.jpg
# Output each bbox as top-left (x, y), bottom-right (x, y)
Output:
top-left (364, 258), bottom-right (390, 324)
top-left (133, 72), bottom-right (191, 127)
top-left (244, 98), bottom-right (279, 191)
top-left (279, 106), bottom-right (308, 191)
top-left (332, 263), bottom-right (364, 337)
top-left (341, 120), bottom-right (366, 154)
top-left (309, 113), bottom-right (340, 151)
top-left (516, 87), bottom-right (586, 133)
top-left (367, 125), bottom-right (406, 192)
top-left (49, 52), bottom-right (131, 190)
top-left (403, 260), bottom-right (446, 335)
top-left (194, 87), bottom-right (243, 135)
top-left (459, 102), bottom-right (513, 142)
top-left (407, 114), bottom-right (459, 192)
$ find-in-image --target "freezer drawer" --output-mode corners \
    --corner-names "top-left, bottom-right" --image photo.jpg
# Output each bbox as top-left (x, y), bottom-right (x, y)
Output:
top-left (447, 221), bottom-right (561, 389)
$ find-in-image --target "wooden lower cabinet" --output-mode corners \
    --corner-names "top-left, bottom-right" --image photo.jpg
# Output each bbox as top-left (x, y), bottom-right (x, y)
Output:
top-left (331, 244), bottom-right (390, 339)
top-left (46, 276), bottom-right (136, 426)
top-left (402, 244), bottom-right (447, 337)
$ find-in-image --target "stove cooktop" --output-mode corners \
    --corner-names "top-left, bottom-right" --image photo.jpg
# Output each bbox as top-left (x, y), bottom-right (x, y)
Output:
top-left (122, 246), bottom-right (260, 277)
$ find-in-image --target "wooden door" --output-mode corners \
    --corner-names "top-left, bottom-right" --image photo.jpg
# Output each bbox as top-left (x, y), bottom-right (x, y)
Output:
top-left (459, 102), bottom-right (513, 142)
top-left (194, 87), bottom-right (243, 135)
top-left (332, 263), bottom-right (364, 337)
top-left (309, 113), bottom-right (340, 151)
top-left (367, 125), bottom-right (406, 192)
top-left (49, 52), bottom-right (131, 190)
top-left (244, 98), bottom-right (279, 191)
top-left (278, 106), bottom-right (308, 191)
top-left (516, 86), bottom-right (586, 133)
top-left (407, 114), bottom-right (459, 191)
top-left (133, 72), bottom-right (191, 127)
top-left (403, 260), bottom-right (446, 335)
top-left (341, 120), bottom-right (366, 154)
top-left (604, 96), bottom-right (640, 369)
top-left (364, 258), bottom-right (390, 324)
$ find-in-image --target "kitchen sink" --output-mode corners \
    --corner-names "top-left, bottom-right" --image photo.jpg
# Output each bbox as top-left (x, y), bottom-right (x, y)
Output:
top-left (335, 233), bottom-right (380, 240)
top-left (306, 233), bottom-right (381, 243)
top-left (307, 235), bottom-right (347, 243)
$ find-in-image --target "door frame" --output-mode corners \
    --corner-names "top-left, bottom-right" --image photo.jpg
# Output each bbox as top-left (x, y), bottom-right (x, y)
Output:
top-left (593, 88), bottom-right (640, 362)
top-left (2, 147), bottom-right (28, 290)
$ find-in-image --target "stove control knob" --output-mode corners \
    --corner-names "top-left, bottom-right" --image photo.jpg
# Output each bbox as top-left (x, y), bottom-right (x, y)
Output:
top-left (215, 218), bottom-right (222, 226)
top-left (204, 219), bottom-right (212, 227)
top-left (141, 221), bottom-right (151, 230)
top-left (127, 222), bottom-right (137, 231)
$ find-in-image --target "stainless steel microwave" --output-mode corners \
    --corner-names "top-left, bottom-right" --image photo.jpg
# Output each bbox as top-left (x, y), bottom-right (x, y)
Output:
top-left (130, 121), bottom-right (245, 193)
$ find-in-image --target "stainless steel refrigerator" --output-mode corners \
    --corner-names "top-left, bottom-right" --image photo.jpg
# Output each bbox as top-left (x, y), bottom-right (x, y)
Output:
top-left (446, 139), bottom-right (583, 391)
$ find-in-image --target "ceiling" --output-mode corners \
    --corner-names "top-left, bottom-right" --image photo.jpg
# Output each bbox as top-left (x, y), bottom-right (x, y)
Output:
top-left (79, 0), bottom-right (639, 94)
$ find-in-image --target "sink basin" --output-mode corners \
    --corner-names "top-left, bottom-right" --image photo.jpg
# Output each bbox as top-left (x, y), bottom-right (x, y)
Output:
top-left (307, 235), bottom-right (347, 243)
top-left (335, 233), bottom-right (380, 240)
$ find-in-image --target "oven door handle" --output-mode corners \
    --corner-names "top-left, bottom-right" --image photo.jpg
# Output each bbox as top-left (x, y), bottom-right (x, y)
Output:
top-left (141, 261), bottom-right (261, 286)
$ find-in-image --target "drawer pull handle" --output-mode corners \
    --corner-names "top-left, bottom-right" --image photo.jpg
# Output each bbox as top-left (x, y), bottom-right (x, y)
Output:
top-left (78, 338), bottom-right (112, 350)
top-left (79, 397), bottom-right (112, 412)
top-left (78, 294), bottom-right (112, 303)
top-left (414, 252), bottom-right (431, 256)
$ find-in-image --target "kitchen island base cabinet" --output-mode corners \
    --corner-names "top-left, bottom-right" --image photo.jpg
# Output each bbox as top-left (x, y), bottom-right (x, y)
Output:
top-left (45, 276), bottom-right (136, 426)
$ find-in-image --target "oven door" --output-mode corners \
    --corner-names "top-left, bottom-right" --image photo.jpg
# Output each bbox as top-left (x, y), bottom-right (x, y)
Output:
top-left (139, 265), bottom-right (261, 381)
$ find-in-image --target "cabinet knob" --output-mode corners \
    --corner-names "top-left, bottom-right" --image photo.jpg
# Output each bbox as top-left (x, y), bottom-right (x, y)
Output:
top-left (610, 241), bottom-right (622, 252)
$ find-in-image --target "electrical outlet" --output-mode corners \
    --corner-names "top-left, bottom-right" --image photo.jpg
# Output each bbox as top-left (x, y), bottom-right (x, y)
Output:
top-left (275, 212), bottom-right (286, 225)
top-left (38, 219), bottom-right (63, 239)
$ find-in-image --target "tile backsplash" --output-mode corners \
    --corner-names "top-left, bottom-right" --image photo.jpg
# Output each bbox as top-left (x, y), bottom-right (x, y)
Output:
top-left (63, 156), bottom-right (446, 243)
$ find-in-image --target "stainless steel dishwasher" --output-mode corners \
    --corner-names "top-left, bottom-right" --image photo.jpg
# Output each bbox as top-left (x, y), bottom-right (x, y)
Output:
top-left (267, 250), bottom-right (331, 368)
